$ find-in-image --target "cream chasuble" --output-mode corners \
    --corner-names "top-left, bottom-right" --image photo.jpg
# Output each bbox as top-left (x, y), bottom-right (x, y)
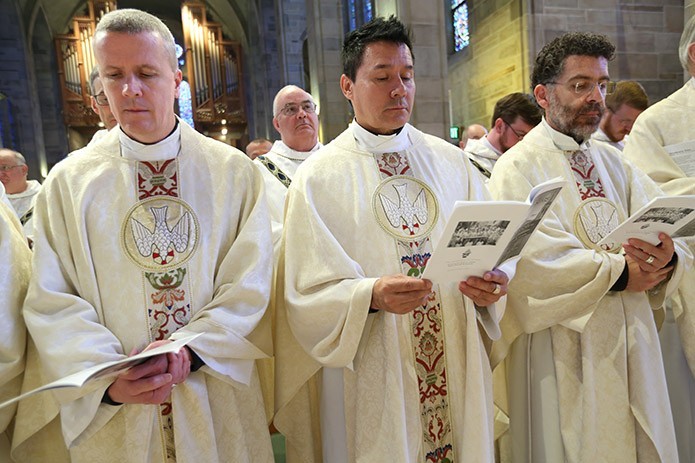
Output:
top-left (488, 119), bottom-right (692, 463)
top-left (0, 185), bottom-right (31, 461)
top-left (20, 121), bottom-right (274, 463)
top-left (275, 122), bottom-right (508, 463)
top-left (623, 77), bottom-right (695, 463)
top-left (254, 139), bottom-right (321, 423)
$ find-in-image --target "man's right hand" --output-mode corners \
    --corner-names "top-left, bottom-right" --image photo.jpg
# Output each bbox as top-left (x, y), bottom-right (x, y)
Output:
top-left (105, 354), bottom-right (174, 405)
top-left (370, 274), bottom-right (433, 314)
top-left (625, 254), bottom-right (673, 292)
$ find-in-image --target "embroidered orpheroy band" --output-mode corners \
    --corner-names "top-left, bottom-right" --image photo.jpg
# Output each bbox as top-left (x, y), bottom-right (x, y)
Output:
top-left (257, 155), bottom-right (292, 188)
top-left (371, 151), bottom-right (455, 463)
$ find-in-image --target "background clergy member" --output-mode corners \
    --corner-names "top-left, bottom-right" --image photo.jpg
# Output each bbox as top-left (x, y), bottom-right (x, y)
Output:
top-left (622, 15), bottom-right (695, 462)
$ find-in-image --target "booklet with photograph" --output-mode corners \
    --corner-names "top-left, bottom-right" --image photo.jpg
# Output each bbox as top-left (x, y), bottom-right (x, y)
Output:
top-left (0, 332), bottom-right (202, 411)
top-left (597, 195), bottom-right (695, 247)
top-left (422, 177), bottom-right (566, 283)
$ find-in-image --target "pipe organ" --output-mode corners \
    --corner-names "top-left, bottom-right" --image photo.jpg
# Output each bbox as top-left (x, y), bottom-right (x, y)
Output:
top-left (182, 2), bottom-right (246, 133)
top-left (55, 1), bottom-right (116, 127)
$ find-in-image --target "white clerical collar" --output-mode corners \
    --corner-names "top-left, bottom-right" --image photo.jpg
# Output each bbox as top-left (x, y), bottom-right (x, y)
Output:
top-left (479, 136), bottom-right (502, 158)
top-left (119, 122), bottom-right (181, 162)
top-left (689, 77), bottom-right (695, 89)
top-left (271, 140), bottom-right (321, 161)
top-left (541, 117), bottom-right (590, 152)
top-left (351, 120), bottom-right (411, 153)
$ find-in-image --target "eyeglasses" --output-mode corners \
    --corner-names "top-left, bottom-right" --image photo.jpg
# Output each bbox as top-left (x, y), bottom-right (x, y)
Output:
top-left (93, 92), bottom-right (109, 106)
top-left (278, 101), bottom-right (317, 117)
top-left (0, 164), bottom-right (23, 172)
top-left (547, 80), bottom-right (616, 96)
top-left (503, 120), bottom-right (526, 140)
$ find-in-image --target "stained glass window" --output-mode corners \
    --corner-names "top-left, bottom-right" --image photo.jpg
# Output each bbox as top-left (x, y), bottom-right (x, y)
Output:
top-left (344, 0), bottom-right (374, 33)
top-left (178, 80), bottom-right (194, 128)
top-left (452, 0), bottom-right (470, 52)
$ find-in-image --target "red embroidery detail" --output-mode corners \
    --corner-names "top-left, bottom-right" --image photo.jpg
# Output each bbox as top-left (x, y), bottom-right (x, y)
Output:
top-left (138, 159), bottom-right (179, 199)
top-left (570, 150), bottom-right (605, 200)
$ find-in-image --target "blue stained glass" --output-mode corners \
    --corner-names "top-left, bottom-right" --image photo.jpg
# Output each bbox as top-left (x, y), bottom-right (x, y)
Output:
top-left (178, 80), bottom-right (194, 128)
top-left (348, 0), bottom-right (357, 31)
top-left (451, 0), bottom-right (464, 8)
top-left (453, 2), bottom-right (470, 52)
top-left (364, 0), bottom-right (373, 22)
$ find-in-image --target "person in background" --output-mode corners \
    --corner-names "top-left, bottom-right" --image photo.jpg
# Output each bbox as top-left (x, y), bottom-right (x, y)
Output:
top-left (0, 148), bottom-right (40, 239)
top-left (591, 80), bottom-right (648, 150)
top-left (622, 16), bottom-right (695, 462)
top-left (464, 92), bottom-right (541, 178)
top-left (245, 137), bottom-right (273, 160)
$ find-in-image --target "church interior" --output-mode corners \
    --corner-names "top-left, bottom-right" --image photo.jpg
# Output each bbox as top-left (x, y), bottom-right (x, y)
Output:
top-left (0, 0), bottom-right (690, 182)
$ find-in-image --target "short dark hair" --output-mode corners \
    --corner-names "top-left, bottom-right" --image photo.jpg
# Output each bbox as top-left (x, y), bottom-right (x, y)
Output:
top-left (341, 15), bottom-right (413, 82)
top-left (531, 32), bottom-right (615, 88)
top-left (605, 80), bottom-right (648, 112)
top-left (491, 92), bottom-right (542, 127)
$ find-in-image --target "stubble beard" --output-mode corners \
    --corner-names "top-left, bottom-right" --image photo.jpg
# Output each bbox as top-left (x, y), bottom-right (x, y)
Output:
top-left (547, 90), bottom-right (604, 144)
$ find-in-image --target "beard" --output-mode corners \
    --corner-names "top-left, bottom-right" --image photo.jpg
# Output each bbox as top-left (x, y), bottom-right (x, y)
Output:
top-left (546, 90), bottom-right (604, 143)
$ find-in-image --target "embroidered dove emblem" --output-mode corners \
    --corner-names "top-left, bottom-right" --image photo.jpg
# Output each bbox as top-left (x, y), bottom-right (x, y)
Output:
top-left (131, 206), bottom-right (192, 258)
top-left (379, 183), bottom-right (428, 234)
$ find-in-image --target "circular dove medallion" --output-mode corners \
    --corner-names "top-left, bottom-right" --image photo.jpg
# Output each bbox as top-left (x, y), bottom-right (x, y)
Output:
top-left (573, 197), bottom-right (623, 253)
top-left (121, 196), bottom-right (200, 271)
top-left (372, 175), bottom-right (439, 241)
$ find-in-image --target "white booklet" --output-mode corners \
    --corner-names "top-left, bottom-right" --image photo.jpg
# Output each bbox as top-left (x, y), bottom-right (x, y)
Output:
top-left (0, 332), bottom-right (202, 411)
top-left (422, 177), bottom-right (566, 283)
top-left (665, 140), bottom-right (695, 177)
top-left (597, 195), bottom-right (695, 246)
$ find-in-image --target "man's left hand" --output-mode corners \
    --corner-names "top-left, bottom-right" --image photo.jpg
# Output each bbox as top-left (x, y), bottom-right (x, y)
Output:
top-left (458, 269), bottom-right (509, 307)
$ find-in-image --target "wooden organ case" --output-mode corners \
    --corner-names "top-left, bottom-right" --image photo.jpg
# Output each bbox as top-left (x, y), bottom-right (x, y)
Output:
top-left (55, 1), bottom-right (116, 129)
top-left (181, 2), bottom-right (246, 140)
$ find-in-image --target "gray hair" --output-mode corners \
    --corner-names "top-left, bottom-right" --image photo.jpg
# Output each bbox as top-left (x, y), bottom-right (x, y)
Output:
top-left (95, 9), bottom-right (178, 71)
top-left (0, 149), bottom-right (26, 165)
top-left (679, 15), bottom-right (695, 71)
top-left (88, 66), bottom-right (101, 95)
top-left (272, 85), bottom-right (317, 117)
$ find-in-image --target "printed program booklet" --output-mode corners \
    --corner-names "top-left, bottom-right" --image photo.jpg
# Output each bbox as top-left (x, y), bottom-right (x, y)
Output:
top-left (0, 332), bottom-right (202, 410)
top-left (598, 195), bottom-right (695, 247)
top-left (422, 177), bottom-right (566, 283)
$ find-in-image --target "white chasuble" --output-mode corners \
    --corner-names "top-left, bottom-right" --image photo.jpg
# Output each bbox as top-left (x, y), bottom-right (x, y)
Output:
top-left (488, 119), bottom-right (692, 463)
top-left (275, 122), bottom-right (507, 463)
top-left (623, 78), bottom-right (695, 463)
top-left (0, 188), bottom-right (31, 461)
top-left (21, 121), bottom-right (274, 463)
top-left (254, 140), bottom-right (321, 423)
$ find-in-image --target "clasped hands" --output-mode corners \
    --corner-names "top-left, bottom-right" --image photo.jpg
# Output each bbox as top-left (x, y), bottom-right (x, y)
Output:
top-left (622, 232), bottom-right (676, 292)
top-left (370, 269), bottom-right (509, 315)
top-left (106, 341), bottom-right (192, 405)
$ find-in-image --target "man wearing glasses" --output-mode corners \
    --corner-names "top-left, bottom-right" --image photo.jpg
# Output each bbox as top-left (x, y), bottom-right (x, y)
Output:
top-left (253, 84), bottom-right (322, 426)
top-left (463, 92), bottom-right (541, 179)
top-left (86, 67), bottom-right (118, 147)
top-left (488, 32), bottom-right (690, 462)
top-left (0, 149), bottom-right (40, 238)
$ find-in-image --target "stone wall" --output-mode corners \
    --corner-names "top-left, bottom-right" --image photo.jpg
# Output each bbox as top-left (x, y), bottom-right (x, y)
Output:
top-left (526, 0), bottom-right (684, 105)
top-left (447, 0), bottom-right (528, 135)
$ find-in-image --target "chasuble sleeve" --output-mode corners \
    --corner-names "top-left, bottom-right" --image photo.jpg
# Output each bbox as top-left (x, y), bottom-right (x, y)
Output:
top-left (488, 160), bottom-right (626, 334)
top-left (0, 203), bottom-right (30, 432)
top-left (282, 170), bottom-right (376, 370)
top-left (623, 114), bottom-right (695, 197)
top-left (170, 162), bottom-right (274, 386)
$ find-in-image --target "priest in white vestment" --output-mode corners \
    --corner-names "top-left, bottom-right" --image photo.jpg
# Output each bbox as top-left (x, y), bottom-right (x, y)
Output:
top-left (488, 32), bottom-right (692, 463)
top-left (622, 17), bottom-right (695, 462)
top-left (275, 17), bottom-right (511, 463)
top-left (0, 149), bottom-right (41, 238)
top-left (463, 92), bottom-right (541, 179)
top-left (19, 10), bottom-right (274, 462)
top-left (254, 84), bottom-right (322, 423)
top-left (0, 182), bottom-right (31, 460)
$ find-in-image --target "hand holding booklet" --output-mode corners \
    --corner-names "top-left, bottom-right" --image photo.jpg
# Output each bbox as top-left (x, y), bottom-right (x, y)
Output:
top-left (422, 177), bottom-right (566, 283)
top-left (0, 332), bottom-right (202, 411)
top-left (598, 195), bottom-right (695, 247)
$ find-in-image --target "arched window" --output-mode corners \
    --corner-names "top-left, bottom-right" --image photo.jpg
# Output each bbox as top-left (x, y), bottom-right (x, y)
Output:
top-left (344, 0), bottom-right (374, 33)
top-left (451, 0), bottom-right (470, 52)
